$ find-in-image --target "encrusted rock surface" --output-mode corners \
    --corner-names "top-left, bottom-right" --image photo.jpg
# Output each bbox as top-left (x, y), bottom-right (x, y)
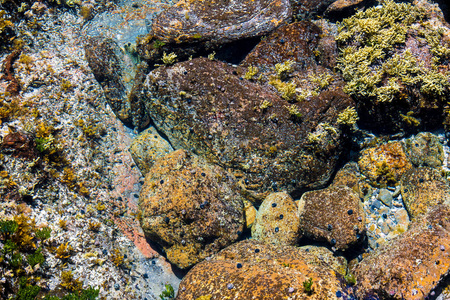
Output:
top-left (402, 132), bottom-right (444, 168)
top-left (139, 57), bottom-right (353, 201)
top-left (176, 239), bottom-right (342, 300)
top-left (400, 166), bottom-right (450, 219)
top-left (358, 141), bottom-right (413, 187)
top-left (251, 192), bottom-right (300, 245)
top-left (139, 149), bottom-right (244, 269)
top-left (353, 205), bottom-right (450, 300)
top-left (298, 186), bottom-right (366, 250)
top-left (129, 126), bottom-right (174, 176)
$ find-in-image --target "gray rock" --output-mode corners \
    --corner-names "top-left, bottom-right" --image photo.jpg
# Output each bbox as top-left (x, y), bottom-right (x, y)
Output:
top-left (377, 188), bottom-right (393, 207)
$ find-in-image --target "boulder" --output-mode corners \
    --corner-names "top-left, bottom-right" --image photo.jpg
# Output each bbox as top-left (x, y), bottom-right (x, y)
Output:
top-left (402, 132), bottom-right (444, 168)
top-left (251, 192), bottom-right (300, 245)
top-left (176, 240), bottom-right (342, 300)
top-left (138, 149), bottom-right (244, 269)
top-left (353, 205), bottom-right (450, 300)
top-left (400, 167), bottom-right (450, 219)
top-left (298, 186), bottom-right (366, 250)
top-left (138, 57), bottom-right (353, 201)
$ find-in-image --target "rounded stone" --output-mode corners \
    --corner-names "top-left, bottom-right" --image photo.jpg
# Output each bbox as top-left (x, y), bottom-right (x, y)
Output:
top-left (251, 192), bottom-right (300, 246)
top-left (402, 132), bottom-right (444, 168)
top-left (298, 186), bottom-right (366, 250)
top-left (139, 149), bottom-right (244, 269)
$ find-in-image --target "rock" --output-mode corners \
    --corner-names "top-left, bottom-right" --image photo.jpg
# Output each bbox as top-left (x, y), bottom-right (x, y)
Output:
top-left (402, 132), bottom-right (444, 168)
top-left (331, 162), bottom-right (364, 197)
top-left (244, 201), bottom-right (257, 228)
top-left (136, 0), bottom-right (292, 64)
top-left (129, 126), bottom-right (174, 176)
top-left (400, 167), bottom-right (450, 219)
top-left (377, 188), bottom-right (393, 207)
top-left (291, 0), bottom-right (335, 20)
top-left (353, 205), bottom-right (450, 300)
top-left (176, 240), bottom-right (342, 300)
top-left (385, 208), bottom-right (409, 239)
top-left (139, 57), bottom-right (353, 201)
top-left (298, 245), bottom-right (347, 276)
top-left (298, 186), bottom-right (365, 250)
top-left (358, 141), bottom-right (412, 187)
top-left (85, 36), bottom-right (133, 125)
top-left (251, 192), bottom-right (300, 245)
top-left (335, 1), bottom-right (450, 134)
top-left (138, 149), bottom-right (244, 269)
top-left (325, 0), bottom-right (375, 20)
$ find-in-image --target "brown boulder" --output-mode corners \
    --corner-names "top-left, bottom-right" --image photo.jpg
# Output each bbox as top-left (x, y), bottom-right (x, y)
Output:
top-left (353, 205), bottom-right (450, 300)
top-left (138, 149), bottom-right (244, 269)
top-left (400, 167), bottom-right (450, 219)
top-left (176, 240), bottom-right (342, 300)
top-left (138, 57), bottom-right (353, 201)
top-left (298, 186), bottom-right (366, 250)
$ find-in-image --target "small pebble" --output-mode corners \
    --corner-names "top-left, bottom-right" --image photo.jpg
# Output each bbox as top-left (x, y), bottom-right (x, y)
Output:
top-left (272, 203), bottom-right (277, 208)
top-left (160, 180), bottom-right (164, 184)
top-left (236, 263), bottom-right (242, 269)
top-left (347, 209), bottom-right (353, 215)
top-left (274, 227), bottom-right (279, 233)
top-left (288, 287), bottom-right (295, 293)
top-left (279, 214), bottom-right (284, 219)
top-left (201, 172), bottom-right (206, 177)
top-left (227, 283), bottom-right (234, 290)
top-left (114, 283), bottom-right (120, 291)
top-left (336, 291), bottom-right (342, 297)
top-left (440, 245), bottom-right (445, 251)
top-left (330, 238), bottom-right (336, 245)
top-left (255, 249), bottom-right (260, 253)
top-left (327, 224), bottom-right (333, 231)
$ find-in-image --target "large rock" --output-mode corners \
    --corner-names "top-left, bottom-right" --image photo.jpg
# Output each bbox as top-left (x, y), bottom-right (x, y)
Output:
top-left (138, 149), bottom-right (244, 269)
top-left (139, 57), bottom-right (353, 201)
top-left (136, 0), bottom-right (292, 63)
top-left (251, 192), bottom-right (300, 245)
top-left (298, 186), bottom-right (366, 250)
top-left (176, 240), bottom-right (342, 300)
top-left (353, 205), bottom-right (450, 300)
top-left (402, 132), bottom-right (444, 168)
top-left (400, 167), bottom-right (450, 219)
top-left (85, 36), bottom-right (134, 125)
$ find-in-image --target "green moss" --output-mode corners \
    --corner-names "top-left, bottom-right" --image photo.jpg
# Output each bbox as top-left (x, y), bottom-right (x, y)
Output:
top-left (159, 283), bottom-right (175, 299)
top-left (337, 107), bottom-right (359, 126)
top-left (302, 277), bottom-right (313, 294)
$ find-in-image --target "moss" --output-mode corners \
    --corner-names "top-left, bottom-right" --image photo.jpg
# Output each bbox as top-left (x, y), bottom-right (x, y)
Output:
top-left (284, 104), bottom-right (302, 119)
top-left (110, 248), bottom-right (124, 267)
top-left (302, 277), bottom-right (313, 294)
top-left (273, 60), bottom-right (294, 80)
top-left (400, 111), bottom-right (420, 127)
top-left (55, 242), bottom-right (73, 259)
top-left (161, 52), bottom-right (177, 65)
top-left (269, 78), bottom-right (297, 101)
top-left (60, 271), bottom-right (83, 293)
top-left (259, 100), bottom-right (272, 110)
top-left (159, 284), bottom-right (175, 299)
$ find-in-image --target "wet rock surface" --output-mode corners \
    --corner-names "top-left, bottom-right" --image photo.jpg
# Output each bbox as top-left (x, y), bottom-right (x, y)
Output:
top-left (251, 192), bottom-right (300, 245)
top-left (136, 0), bottom-right (291, 63)
top-left (85, 36), bottom-right (133, 124)
top-left (358, 141), bottom-right (413, 187)
top-left (402, 132), bottom-right (444, 168)
top-left (138, 149), bottom-right (244, 269)
top-left (129, 126), bottom-right (174, 176)
top-left (139, 57), bottom-right (353, 201)
top-left (400, 167), bottom-right (450, 219)
top-left (353, 205), bottom-right (450, 300)
top-left (176, 239), bottom-right (342, 300)
top-left (298, 186), bottom-right (366, 250)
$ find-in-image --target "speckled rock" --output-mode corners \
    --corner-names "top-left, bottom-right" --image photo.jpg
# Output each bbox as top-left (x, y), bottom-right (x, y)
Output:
top-left (291, 0), bottom-right (335, 20)
top-left (298, 186), bottom-right (365, 250)
top-left (129, 126), bottom-right (174, 176)
top-left (136, 0), bottom-right (291, 63)
top-left (251, 192), bottom-right (300, 245)
top-left (324, 0), bottom-right (374, 19)
top-left (85, 36), bottom-right (133, 125)
top-left (358, 141), bottom-right (413, 187)
top-left (176, 240), bottom-right (342, 300)
top-left (244, 201), bottom-right (257, 228)
top-left (400, 167), bottom-right (450, 219)
top-left (298, 245), bottom-right (347, 276)
top-left (377, 188), bottom-right (393, 207)
top-left (139, 57), bottom-right (353, 201)
top-left (353, 205), bottom-right (450, 300)
top-left (138, 149), bottom-right (244, 269)
top-left (331, 162), bottom-right (365, 197)
top-left (402, 132), bottom-right (444, 168)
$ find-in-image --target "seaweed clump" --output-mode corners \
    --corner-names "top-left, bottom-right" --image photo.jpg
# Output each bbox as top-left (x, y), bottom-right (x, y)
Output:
top-left (336, 0), bottom-right (450, 133)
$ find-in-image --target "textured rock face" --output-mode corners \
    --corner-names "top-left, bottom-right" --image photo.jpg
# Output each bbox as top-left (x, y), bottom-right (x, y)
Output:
top-left (138, 149), bottom-right (244, 269)
top-left (358, 141), bottom-right (413, 187)
top-left (136, 0), bottom-right (292, 63)
top-left (298, 186), bottom-right (366, 250)
top-left (139, 57), bottom-right (353, 201)
top-left (402, 132), bottom-right (444, 168)
top-left (85, 36), bottom-right (132, 124)
top-left (353, 205), bottom-right (450, 300)
top-left (129, 126), bottom-right (174, 176)
top-left (176, 240), bottom-right (341, 300)
top-left (400, 167), bottom-right (450, 219)
top-left (251, 192), bottom-right (300, 245)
